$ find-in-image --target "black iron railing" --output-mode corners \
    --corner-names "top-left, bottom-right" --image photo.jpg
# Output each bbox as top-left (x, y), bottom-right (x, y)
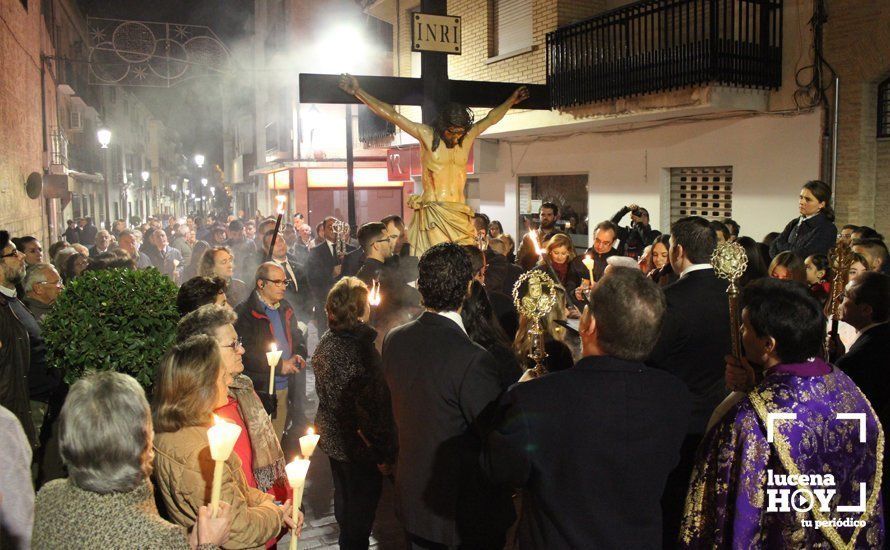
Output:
top-left (546, 0), bottom-right (783, 108)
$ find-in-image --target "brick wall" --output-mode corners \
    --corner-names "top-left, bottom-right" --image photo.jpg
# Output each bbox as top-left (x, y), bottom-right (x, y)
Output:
top-left (0, 0), bottom-right (49, 240)
top-left (823, 0), bottom-right (890, 236)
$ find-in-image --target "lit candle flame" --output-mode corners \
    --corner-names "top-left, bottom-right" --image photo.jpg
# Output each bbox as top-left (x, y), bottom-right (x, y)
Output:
top-left (307, 426), bottom-right (315, 436)
top-left (213, 414), bottom-right (221, 425)
top-left (528, 230), bottom-right (544, 257)
top-left (270, 343), bottom-right (277, 353)
top-left (275, 194), bottom-right (287, 215)
top-left (369, 280), bottom-right (382, 307)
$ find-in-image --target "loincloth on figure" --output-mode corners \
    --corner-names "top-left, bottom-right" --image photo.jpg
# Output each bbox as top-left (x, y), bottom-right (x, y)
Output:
top-left (406, 197), bottom-right (476, 257)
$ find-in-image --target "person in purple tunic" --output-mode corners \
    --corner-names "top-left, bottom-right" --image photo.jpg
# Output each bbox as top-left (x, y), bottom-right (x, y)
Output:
top-left (681, 278), bottom-right (884, 549)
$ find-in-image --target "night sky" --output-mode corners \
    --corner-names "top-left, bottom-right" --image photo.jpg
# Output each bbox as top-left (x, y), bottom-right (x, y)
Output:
top-left (77, 0), bottom-right (254, 168)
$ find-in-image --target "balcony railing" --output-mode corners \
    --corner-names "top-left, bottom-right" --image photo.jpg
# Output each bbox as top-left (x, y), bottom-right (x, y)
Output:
top-left (546, 0), bottom-right (783, 108)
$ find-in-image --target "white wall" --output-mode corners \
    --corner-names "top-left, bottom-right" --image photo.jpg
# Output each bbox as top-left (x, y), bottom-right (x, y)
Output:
top-left (475, 109), bottom-right (823, 242)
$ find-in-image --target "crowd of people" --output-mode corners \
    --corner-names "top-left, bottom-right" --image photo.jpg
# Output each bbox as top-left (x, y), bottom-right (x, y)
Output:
top-left (1, 176), bottom-right (889, 549)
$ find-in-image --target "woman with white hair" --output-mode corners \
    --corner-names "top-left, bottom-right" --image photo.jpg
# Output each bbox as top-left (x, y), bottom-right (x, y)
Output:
top-left (33, 371), bottom-right (231, 548)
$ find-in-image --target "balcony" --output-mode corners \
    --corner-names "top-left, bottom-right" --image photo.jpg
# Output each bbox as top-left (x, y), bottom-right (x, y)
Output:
top-left (546, 0), bottom-right (783, 108)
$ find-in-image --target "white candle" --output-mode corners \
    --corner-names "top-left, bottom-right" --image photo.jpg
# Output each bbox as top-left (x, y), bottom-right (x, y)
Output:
top-left (582, 255), bottom-right (595, 283)
top-left (299, 427), bottom-right (320, 458)
top-left (206, 415), bottom-right (242, 517)
top-left (285, 457), bottom-right (311, 550)
top-left (266, 343), bottom-right (283, 396)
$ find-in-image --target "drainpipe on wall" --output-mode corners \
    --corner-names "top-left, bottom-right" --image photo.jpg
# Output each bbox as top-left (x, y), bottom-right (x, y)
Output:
top-left (830, 76), bottom-right (839, 206)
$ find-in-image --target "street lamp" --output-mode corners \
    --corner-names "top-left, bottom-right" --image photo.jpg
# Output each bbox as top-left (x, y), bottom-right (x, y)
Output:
top-left (97, 128), bottom-right (111, 149)
top-left (194, 154), bottom-right (205, 168)
top-left (140, 171), bottom-right (150, 223)
top-left (201, 178), bottom-right (208, 186)
top-left (97, 128), bottom-right (112, 228)
top-left (141, 171), bottom-right (150, 183)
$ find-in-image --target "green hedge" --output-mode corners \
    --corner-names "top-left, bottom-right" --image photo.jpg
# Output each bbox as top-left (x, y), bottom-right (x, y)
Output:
top-left (42, 268), bottom-right (179, 388)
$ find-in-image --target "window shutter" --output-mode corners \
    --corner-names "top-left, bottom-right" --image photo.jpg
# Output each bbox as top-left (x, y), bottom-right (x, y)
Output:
top-left (496, 0), bottom-right (533, 55)
top-left (670, 166), bottom-right (733, 224)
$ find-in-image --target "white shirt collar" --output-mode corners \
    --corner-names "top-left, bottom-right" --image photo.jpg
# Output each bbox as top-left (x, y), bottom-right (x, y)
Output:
top-left (433, 310), bottom-right (467, 335)
top-left (799, 212), bottom-right (819, 223)
top-left (680, 263), bottom-right (713, 278)
top-left (0, 285), bottom-right (16, 298)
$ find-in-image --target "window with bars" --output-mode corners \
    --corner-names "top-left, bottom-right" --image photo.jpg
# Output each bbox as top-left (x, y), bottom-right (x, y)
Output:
top-left (669, 166), bottom-right (733, 225)
top-left (879, 78), bottom-right (890, 139)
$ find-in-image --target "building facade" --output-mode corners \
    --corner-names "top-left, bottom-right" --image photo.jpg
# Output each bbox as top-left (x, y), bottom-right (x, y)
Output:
top-left (362, 0), bottom-right (855, 245)
top-left (1, 0), bottom-right (186, 244)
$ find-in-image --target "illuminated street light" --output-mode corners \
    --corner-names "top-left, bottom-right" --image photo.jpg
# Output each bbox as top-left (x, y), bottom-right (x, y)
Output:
top-left (201, 178), bottom-right (208, 187)
top-left (194, 154), bottom-right (205, 168)
top-left (141, 171), bottom-right (150, 182)
top-left (97, 128), bottom-right (112, 149)
top-left (210, 187), bottom-right (216, 196)
top-left (171, 184), bottom-right (177, 192)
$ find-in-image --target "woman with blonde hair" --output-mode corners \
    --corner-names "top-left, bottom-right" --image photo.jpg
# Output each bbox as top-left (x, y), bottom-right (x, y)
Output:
top-left (312, 277), bottom-right (397, 549)
top-left (538, 233), bottom-right (583, 314)
top-left (152, 335), bottom-right (301, 549)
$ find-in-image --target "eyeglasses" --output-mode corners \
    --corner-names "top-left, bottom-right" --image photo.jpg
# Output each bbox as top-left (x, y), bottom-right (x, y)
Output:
top-left (262, 278), bottom-right (291, 287)
top-left (36, 280), bottom-right (64, 289)
top-left (221, 337), bottom-right (243, 350)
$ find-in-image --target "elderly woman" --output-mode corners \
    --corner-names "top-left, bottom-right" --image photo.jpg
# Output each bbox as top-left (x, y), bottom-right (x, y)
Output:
top-left (198, 246), bottom-right (250, 307)
top-left (312, 277), bottom-right (397, 550)
top-left (33, 371), bottom-right (231, 548)
top-left (152, 336), bottom-right (300, 549)
top-left (175, 304), bottom-right (290, 501)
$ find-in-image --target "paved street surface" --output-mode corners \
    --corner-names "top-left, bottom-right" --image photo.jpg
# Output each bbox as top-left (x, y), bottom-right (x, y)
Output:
top-left (278, 325), bottom-right (407, 549)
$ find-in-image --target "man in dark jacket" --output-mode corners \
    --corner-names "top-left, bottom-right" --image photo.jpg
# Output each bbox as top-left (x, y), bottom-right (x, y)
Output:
top-left (611, 204), bottom-right (661, 259)
top-left (570, 220), bottom-right (619, 292)
top-left (383, 243), bottom-right (513, 549)
top-left (234, 263), bottom-right (309, 454)
top-left (260, 229), bottom-right (312, 323)
top-left (0, 231), bottom-right (37, 446)
top-left (78, 218), bottom-right (98, 247)
top-left (645, 216), bottom-right (730, 546)
top-left (62, 220), bottom-right (80, 244)
top-left (306, 217), bottom-right (356, 332)
top-left (836, 271), bottom-right (890, 512)
top-left (483, 268), bottom-right (690, 549)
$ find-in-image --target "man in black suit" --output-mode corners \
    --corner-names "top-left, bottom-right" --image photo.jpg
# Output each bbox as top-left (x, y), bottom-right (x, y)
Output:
top-left (644, 215), bottom-right (730, 547)
top-left (306, 217), bottom-right (356, 332)
top-left (382, 243), bottom-right (512, 549)
top-left (836, 271), bottom-right (890, 513)
top-left (260, 229), bottom-right (312, 323)
top-left (483, 268), bottom-right (690, 549)
top-left (484, 237), bottom-right (523, 296)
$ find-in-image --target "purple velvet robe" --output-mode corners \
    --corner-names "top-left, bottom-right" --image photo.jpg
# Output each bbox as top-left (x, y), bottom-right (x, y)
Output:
top-left (681, 358), bottom-right (884, 548)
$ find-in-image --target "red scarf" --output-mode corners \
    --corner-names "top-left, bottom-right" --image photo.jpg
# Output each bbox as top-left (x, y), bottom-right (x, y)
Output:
top-left (551, 260), bottom-right (569, 283)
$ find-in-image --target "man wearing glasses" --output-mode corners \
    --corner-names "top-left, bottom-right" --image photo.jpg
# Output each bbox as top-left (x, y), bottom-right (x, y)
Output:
top-left (261, 230), bottom-right (311, 323)
top-left (0, 230), bottom-right (37, 445)
top-left (235, 262), bottom-right (309, 455)
top-left (22, 264), bottom-right (63, 322)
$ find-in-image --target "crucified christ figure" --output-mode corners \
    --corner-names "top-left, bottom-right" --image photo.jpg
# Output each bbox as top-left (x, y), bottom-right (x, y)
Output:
top-left (339, 73), bottom-right (529, 256)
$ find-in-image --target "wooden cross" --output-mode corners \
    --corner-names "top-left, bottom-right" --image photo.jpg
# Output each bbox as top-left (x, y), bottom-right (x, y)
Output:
top-left (298, 0), bottom-right (550, 226)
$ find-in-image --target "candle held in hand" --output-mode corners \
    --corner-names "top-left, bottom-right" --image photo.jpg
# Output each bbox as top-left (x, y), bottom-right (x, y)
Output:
top-left (285, 457), bottom-right (311, 550)
top-left (207, 415), bottom-right (242, 517)
top-left (300, 427), bottom-right (320, 458)
top-left (266, 343), bottom-right (283, 396)
top-left (581, 255), bottom-right (595, 283)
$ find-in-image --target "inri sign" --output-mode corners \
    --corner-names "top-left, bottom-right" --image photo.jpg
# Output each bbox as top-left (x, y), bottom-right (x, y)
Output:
top-left (412, 13), bottom-right (461, 55)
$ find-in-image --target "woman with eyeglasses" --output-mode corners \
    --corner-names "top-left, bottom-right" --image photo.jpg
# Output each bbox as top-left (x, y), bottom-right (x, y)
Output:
top-left (152, 336), bottom-right (302, 549)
